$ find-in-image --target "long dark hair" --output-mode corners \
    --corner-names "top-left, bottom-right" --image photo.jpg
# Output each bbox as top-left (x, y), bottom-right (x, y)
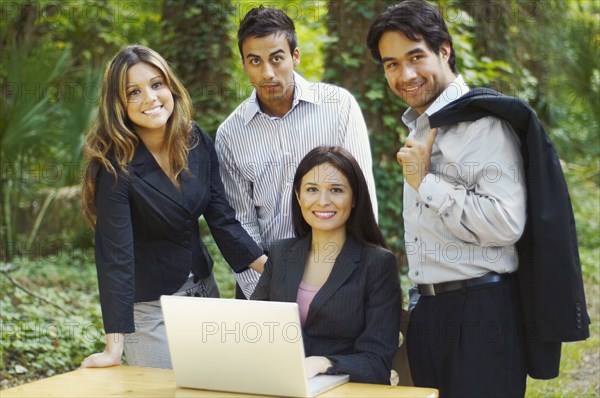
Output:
top-left (291, 146), bottom-right (386, 248)
top-left (366, 0), bottom-right (456, 73)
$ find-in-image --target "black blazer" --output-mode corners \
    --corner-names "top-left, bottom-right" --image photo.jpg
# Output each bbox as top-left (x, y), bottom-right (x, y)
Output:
top-left (251, 236), bottom-right (402, 384)
top-left (430, 88), bottom-right (590, 379)
top-left (94, 124), bottom-right (262, 334)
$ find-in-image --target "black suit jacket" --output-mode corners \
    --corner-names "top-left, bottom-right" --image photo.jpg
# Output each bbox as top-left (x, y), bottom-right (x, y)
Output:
top-left (94, 124), bottom-right (262, 333)
top-left (251, 236), bottom-right (402, 384)
top-left (429, 88), bottom-right (590, 378)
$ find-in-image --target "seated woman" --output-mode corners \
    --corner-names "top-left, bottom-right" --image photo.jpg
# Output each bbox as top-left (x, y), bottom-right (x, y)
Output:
top-left (252, 146), bottom-right (402, 384)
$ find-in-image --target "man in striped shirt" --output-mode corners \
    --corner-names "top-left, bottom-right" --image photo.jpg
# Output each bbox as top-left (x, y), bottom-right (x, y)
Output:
top-left (215, 6), bottom-right (377, 298)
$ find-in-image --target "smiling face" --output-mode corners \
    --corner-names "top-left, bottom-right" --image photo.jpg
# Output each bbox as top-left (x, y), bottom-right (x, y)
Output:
top-left (241, 33), bottom-right (300, 116)
top-left (378, 30), bottom-right (455, 114)
top-left (296, 163), bottom-right (354, 238)
top-left (125, 62), bottom-right (174, 137)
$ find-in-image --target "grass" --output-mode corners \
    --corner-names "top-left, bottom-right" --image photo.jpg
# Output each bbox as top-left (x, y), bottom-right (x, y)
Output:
top-left (525, 280), bottom-right (599, 397)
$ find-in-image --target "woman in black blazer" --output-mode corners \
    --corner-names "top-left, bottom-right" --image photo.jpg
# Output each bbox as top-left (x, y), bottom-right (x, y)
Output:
top-left (252, 146), bottom-right (402, 384)
top-left (80, 46), bottom-right (266, 369)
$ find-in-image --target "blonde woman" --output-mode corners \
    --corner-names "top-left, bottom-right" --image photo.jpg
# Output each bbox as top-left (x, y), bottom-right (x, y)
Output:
top-left (80, 45), bottom-right (266, 369)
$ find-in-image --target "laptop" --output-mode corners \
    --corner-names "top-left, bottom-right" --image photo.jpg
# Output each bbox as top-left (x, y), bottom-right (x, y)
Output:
top-left (161, 296), bottom-right (349, 397)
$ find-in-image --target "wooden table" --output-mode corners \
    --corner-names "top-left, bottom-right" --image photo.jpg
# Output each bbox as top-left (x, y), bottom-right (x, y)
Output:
top-left (2, 366), bottom-right (438, 397)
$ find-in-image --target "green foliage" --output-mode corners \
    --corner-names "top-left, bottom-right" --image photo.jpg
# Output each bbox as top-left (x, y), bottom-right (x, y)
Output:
top-left (0, 0), bottom-right (160, 262)
top-left (564, 168), bottom-right (600, 284)
top-left (538, 3), bottom-right (600, 184)
top-left (161, 0), bottom-right (237, 135)
top-left (0, 44), bottom-right (69, 165)
top-left (0, 1), bottom-right (598, 394)
top-left (1, 43), bottom-right (70, 261)
top-left (450, 0), bottom-right (599, 184)
top-left (1, 251), bottom-right (103, 386)
top-left (295, 9), bottom-right (330, 81)
top-left (0, 43), bottom-right (101, 261)
top-left (28, 0), bottom-right (162, 65)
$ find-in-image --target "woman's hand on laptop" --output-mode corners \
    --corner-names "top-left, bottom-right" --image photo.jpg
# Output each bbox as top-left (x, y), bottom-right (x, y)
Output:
top-left (80, 333), bottom-right (124, 368)
top-left (304, 356), bottom-right (333, 379)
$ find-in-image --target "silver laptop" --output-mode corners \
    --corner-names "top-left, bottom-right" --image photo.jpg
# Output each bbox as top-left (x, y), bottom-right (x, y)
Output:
top-left (161, 296), bottom-right (349, 397)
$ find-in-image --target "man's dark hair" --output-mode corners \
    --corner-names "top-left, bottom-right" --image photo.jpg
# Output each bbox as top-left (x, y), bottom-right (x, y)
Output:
top-left (237, 6), bottom-right (297, 58)
top-left (366, 0), bottom-right (456, 73)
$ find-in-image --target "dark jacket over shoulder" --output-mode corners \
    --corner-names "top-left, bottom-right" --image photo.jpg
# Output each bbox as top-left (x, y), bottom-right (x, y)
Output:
top-left (251, 236), bottom-right (402, 384)
top-left (429, 88), bottom-right (590, 379)
top-left (94, 124), bottom-right (262, 334)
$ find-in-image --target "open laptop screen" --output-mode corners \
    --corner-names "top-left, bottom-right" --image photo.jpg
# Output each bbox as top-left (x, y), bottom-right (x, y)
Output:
top-left (161, 296), bottom-right (348, 397)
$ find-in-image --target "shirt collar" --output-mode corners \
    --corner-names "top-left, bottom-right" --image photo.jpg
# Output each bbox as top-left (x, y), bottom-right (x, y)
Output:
top-left (242, 71), bottom-right (318, 125)
top-left (292, 72), bottom-right (320, 105)
top-left (402, 75), bottom-right (470, 129)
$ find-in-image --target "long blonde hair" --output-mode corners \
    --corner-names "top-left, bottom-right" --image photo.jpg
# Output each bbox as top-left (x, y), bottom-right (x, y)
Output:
top-left (82, 45), bottom-right (194, 226)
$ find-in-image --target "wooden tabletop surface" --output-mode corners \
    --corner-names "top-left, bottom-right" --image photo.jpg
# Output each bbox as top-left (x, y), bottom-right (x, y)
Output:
top-left (2, 365), bottom-right (438, 397)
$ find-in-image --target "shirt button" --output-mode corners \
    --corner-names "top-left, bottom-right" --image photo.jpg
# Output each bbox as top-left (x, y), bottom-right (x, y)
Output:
top-left (426, 195), bottom-right (432, 201)
top-left (444, 213), bottom-right (449, 217)
top-left (414, 270), bottom-right (419, 276)
top-left (416, 202), bottom-right (419, 207)
top-left (424, 204), bottom-right (430, 208)
top-left (414, 237), bottom-right (418, 242)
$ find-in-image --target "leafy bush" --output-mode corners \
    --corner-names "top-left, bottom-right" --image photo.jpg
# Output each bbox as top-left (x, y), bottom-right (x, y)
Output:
top-left (1, 251), bottom-right (103, 388)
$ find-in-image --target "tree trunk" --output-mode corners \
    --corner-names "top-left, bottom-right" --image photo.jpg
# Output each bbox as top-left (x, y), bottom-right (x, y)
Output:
top-left (324, 0), bottom-right (390, 134)
top-left (160, 0), bottom-right (236, 135)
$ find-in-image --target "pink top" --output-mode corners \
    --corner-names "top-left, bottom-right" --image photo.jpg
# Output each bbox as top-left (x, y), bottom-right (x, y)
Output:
top-left (296, 281), bottom-right (320, 326)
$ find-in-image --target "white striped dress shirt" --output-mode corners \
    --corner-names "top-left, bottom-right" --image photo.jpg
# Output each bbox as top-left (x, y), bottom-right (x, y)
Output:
top-left (216, 72), bottom-right (377, 297)
top-left (402, 76), bottom-right (527, 284)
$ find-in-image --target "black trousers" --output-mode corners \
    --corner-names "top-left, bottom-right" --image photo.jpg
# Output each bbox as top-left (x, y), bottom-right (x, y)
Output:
top-left (407, 277), bottom-right (527, 398)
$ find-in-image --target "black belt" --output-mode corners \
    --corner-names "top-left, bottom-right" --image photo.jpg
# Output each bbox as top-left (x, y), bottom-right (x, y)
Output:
top-left (417, 272), bottom-right (513, 296)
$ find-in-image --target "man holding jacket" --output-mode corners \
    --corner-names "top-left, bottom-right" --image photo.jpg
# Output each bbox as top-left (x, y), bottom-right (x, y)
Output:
top-left (367, 1), bottom-right (589, 396)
